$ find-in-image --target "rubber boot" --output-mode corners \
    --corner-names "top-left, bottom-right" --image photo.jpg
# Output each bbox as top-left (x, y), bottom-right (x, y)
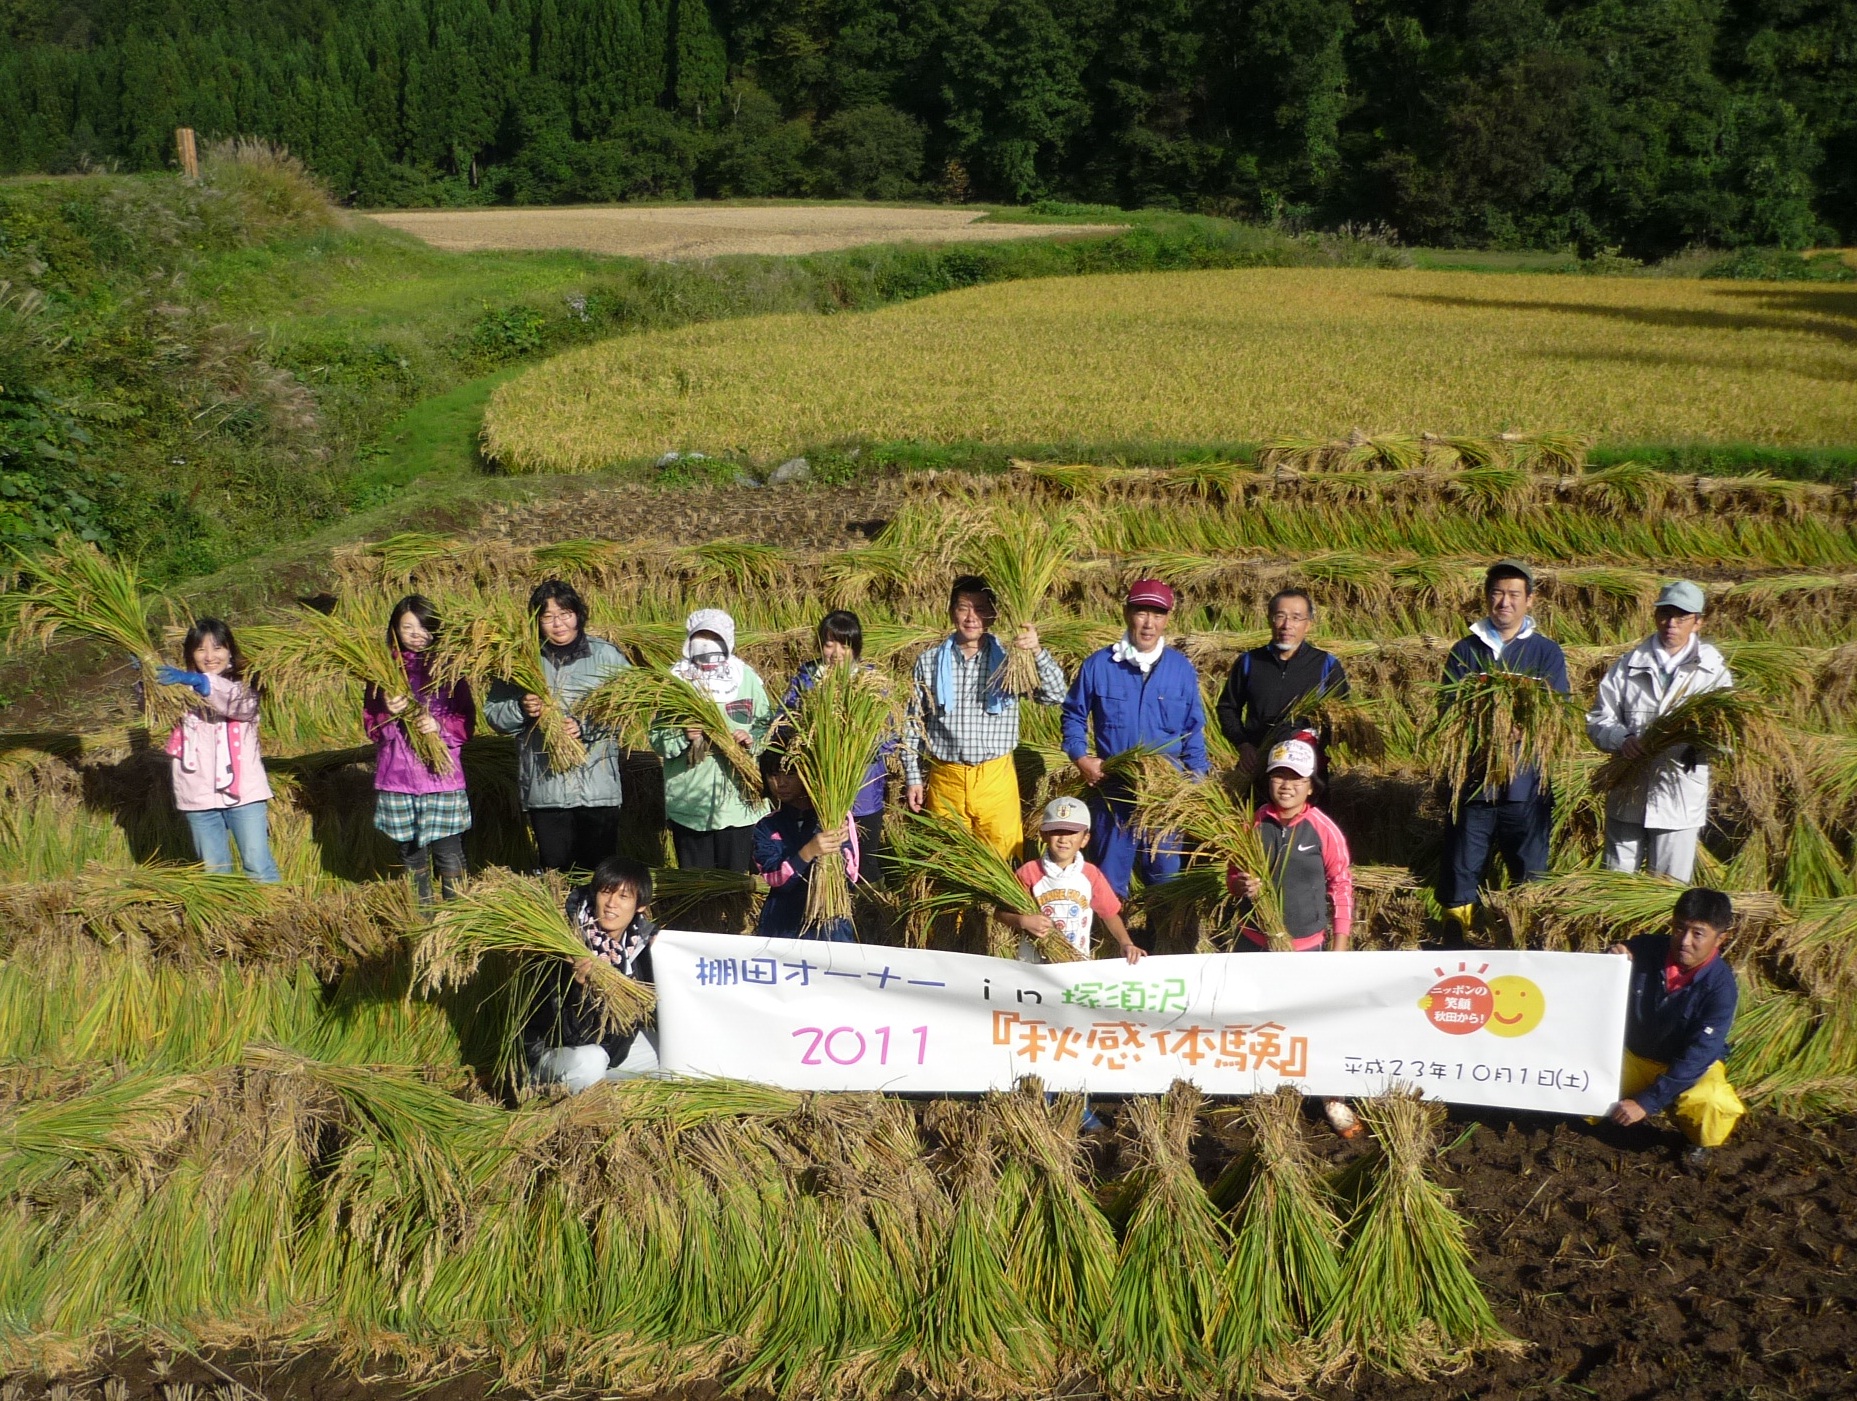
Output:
top-left (1444, 903), bottom-right (1477, 944)
top-left (404, 848), bottom-right (435, 914)
top-left (431, 835), bottom-right (466, 902)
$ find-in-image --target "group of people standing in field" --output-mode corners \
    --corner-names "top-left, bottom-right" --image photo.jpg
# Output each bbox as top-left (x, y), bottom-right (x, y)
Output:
top-left (152, 556), bottom-right (1746, 1155)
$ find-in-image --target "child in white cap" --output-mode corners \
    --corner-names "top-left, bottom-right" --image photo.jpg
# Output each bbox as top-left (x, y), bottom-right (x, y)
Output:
top-left (998, 795), bottom-right (1144, 964)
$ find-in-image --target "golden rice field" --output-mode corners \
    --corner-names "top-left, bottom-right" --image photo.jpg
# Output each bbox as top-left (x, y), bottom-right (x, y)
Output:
top-left (482, 268), bottom-right (1857, 471)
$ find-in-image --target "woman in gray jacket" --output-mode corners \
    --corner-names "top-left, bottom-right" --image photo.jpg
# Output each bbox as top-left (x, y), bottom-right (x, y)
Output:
top-left (483, 579), bottom-right (631, 873)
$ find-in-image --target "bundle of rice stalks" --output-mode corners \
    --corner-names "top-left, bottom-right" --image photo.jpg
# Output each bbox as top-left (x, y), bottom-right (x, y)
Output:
top-left (1101, 1083), bottom-right (1228, 1397)
top-left (778, 663), bottom-right (897, 931)
top-left (1591, 688), bottom-right (1775, 804)
top-left (967, 515), bottom-right (1075, 697)
top-left (414, 874), bottom-right (655, 1038)
top-left (1502, 429), bottom-right (1590, 474)
top-left (905, 1103), bottom-right (1054, 1396)
top-left (1136, 768), bottom-right (1290, 948)
top-left (580, 667), bottom-right (762, 800)
top-left (888, 809), bottom-right (1079, 961)
top-left (2, 535), bottom-right (196, 732)
top-left (1774, 897), bottom-right (1857, 1002)
top-left (1206, 1088), bottom-right (1345, 1390)
top-left (989, 1086), bottom-right (1115, 1359)
top-left (1319, 1093), bottom-right (1521, 1374)
top-left (1424, 668), bottom-right (1586, 817)
top-left (649, 865), bottom-right (767, 929)
top-left (433, 590), bottom-right (587, 773)
top-left (249, 599), bottom-right (455, 776)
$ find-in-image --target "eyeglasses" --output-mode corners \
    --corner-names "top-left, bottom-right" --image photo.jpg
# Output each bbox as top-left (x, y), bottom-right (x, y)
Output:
top-left (1270, 612), bottom-right (1311, 625)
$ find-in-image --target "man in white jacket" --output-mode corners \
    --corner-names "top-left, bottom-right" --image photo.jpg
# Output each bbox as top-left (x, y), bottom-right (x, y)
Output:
top-left (1585, 581), bottom-right (1732, 883)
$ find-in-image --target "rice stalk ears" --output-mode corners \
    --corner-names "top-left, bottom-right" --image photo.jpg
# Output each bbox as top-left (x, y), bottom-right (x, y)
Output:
top-left (1101, 1083), bottom-right (1227, 1399)
top-left (578, 667), bottom-right (763, 800)
top-left (1423, 668), bottom-right (1585, 819)
top-left (776, 662), bottom-right (897, 931)
top-left (889, 808), bottom-right (1040, 920)
top-left (2, 534), bottom-right (197, 732)
top-left (1319, 1093), bottom-right (1523, 1376)
top-left (1590, 688), bottom-right (1779, 806)
top-left (1206, 1088), bottom-right (1345, 1390)
top-left (968, 514), bottom-right (1075, 696)
top-left (414, 873), bottom-right (655, 1036)
top-left (430, 591), bottom-right (587, 773)
top-left (247, 600), bottom-right (454, 776)
top-left (1135, 767), bottom-right (1291, 947)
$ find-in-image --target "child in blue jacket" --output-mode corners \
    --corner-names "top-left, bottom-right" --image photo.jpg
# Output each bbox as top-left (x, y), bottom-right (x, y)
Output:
top-left (751, 749), bottom-right (858, 942)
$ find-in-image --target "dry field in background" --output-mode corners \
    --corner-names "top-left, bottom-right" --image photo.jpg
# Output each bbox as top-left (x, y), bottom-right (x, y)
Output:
top-left (483, 268), bottom-right (1857, 471)
top-left (366, 203), bottom-right (1123, 259)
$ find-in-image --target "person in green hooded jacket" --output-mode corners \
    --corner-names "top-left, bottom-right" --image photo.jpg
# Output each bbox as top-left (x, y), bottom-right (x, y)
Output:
top-left (650, 608), bottom-right (772, 874)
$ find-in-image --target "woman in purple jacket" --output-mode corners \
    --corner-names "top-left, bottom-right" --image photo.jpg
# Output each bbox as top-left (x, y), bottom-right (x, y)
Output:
top-left (364, 595), bottom-right (475, 907)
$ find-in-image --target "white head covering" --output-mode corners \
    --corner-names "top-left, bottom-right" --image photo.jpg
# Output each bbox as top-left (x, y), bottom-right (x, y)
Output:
top-left (682, 607), bottom-right (736, 660)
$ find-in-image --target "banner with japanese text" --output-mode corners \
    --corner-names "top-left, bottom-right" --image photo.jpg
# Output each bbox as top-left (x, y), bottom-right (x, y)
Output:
top-left (653, 932), bottom-right (1631, 1115)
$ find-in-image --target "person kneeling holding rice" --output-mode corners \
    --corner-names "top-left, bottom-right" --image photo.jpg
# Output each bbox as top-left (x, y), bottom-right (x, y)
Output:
top-left (1226, 736), bottom-right (1360, 1138)
top-left (1606, 886), bottom-right (1745, 1168)
top-left (525, 857), bottom-right (659, 1091)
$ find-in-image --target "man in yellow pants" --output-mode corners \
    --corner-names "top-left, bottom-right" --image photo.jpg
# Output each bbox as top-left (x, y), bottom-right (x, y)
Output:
top-left (1607, 887), bottom-right (1746, 1168)
top-left (903, 574), bottom-right (1067, 861)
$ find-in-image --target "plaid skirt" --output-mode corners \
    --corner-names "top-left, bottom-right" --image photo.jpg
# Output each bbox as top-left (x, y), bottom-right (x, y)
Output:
top-left (374, 788), bottom-right (473, 847)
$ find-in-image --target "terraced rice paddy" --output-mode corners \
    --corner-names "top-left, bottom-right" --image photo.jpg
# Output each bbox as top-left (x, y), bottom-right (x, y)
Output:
top-left (482, 270), bottom-right (1857, 471)
top-left (5, 436), bottom-right (1857, 1393)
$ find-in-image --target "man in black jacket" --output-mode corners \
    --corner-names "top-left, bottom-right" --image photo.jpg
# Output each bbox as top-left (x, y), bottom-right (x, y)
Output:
top-left (1215, 588), bottom-right (1350, 774)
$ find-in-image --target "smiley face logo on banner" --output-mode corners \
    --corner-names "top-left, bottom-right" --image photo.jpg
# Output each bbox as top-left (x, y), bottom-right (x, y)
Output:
top-left (1417, 963), bottom-right (1546, 1038)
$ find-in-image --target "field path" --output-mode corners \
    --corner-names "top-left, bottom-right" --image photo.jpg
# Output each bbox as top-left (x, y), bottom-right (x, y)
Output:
top-left (365, 204), bottom-right (1123, 259)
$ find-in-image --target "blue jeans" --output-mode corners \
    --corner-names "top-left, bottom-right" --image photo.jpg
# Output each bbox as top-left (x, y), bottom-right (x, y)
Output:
top-left (185, 802), bottom-right (282, 882)
top-left (1441, 796), bottom-right (1551, 908)
top-left (1086, 790), bottom-right (1184, 899)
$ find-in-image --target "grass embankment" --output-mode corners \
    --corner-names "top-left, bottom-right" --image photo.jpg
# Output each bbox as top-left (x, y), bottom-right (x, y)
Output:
top-left (483, 267), bottom-right (1857, 471)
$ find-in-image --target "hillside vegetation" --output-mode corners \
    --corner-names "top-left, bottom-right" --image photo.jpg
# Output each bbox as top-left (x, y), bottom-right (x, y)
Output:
top-left (3, 0), bottom-right (1855, 257)
top-left (484, 267), bottom-right (1857, 471)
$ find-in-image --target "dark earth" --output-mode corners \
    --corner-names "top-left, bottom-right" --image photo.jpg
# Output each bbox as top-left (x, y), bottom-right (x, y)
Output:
top-left (10, 1108), bottom-right (1852, 1401)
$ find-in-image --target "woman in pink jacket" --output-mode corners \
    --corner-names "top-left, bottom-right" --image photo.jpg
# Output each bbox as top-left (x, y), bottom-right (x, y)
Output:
top-left (161, 618), bottom-right (281, 882)
top-left (363, 595), bottom-right (475, 907)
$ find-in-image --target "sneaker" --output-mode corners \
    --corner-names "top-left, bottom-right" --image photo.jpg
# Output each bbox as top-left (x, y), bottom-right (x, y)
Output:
top-left (1682, 1144), bottom-right (1711, 1173)
top-left (1324, 1100), bottom-right (1363, 1139)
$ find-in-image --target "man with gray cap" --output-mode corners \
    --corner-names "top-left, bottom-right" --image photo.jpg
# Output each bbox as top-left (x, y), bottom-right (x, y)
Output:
top-left (1586, 581), bottom-right (1732, 883)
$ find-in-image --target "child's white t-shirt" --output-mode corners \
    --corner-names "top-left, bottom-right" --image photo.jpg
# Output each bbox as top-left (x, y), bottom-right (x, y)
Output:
top-left (1014, 854), bottom-right (1122, 961)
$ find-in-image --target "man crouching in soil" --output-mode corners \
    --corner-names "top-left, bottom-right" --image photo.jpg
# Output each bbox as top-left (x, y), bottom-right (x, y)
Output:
top-left (1607, 887), bottom-right (1746, 1168)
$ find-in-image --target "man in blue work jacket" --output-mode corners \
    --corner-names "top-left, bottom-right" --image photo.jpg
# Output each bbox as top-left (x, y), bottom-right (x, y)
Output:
top-left (1061, 578), bottom-right (1209, 899)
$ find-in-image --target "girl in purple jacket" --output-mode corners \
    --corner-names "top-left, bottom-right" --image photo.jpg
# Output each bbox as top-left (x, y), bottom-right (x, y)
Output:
top-left (364, 595), bottom-right (475, 907)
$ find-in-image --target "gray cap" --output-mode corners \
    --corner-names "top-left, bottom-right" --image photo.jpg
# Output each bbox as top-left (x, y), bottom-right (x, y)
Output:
top-left (1655, 580), bottom-right (1706, 615)
top-left (1486, 558), bottom-right (1535, 589)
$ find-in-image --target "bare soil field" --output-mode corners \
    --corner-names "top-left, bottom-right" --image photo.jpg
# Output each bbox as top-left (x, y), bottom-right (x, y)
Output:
top-left (365, 204), bottom-right (1124, 260)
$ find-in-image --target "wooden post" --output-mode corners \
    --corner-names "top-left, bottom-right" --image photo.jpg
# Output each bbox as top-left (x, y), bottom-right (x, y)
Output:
top-left (175, 127), bottom-right (199, 180)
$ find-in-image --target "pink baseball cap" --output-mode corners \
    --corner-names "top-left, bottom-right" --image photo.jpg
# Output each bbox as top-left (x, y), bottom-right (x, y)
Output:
top-left (1126, 578), bottom-right (1177, 612)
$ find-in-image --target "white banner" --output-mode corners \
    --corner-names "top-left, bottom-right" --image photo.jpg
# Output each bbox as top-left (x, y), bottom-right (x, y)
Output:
top-left (653, 932), bottom-right (1631, 1115)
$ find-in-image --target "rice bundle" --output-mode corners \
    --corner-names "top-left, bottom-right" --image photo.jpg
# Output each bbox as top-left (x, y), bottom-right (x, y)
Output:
top-left (888, 809), bottom-right (1082, 962)
top-left (1136, 768), bottom-right (1290, 948)
top-left (776, 663), bottom-right (896, 931)
top-left (1206, 1088), bottom-right (1345, 1389)
top-left (1101, 1083), bottom-right (1228, 1397)
top-left (971, 515), bottom-right (1073, 696)
top-left (413, 874), bottom-right (655, 1038)
top-left (1424, 666), bottom-right (1585, 817)
top-left (580, 666), bottom-right (762, 800)
top-left (434, 592), bottom-right (587, 773)
top-left (2, 535), bottom-right (198, 732)
top-left (648, 865), bottom-right (768, 929)
top-left (1591, 687), bottom-right (1774, 801)
top-left (1319, 1092), bottom-right (1522, 1374)
top-left (250, 600), bottom-right (455, 776)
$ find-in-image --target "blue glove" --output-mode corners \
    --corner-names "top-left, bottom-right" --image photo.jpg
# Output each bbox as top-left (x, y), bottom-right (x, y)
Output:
top-left (156, 665), bottom-right (213, 698)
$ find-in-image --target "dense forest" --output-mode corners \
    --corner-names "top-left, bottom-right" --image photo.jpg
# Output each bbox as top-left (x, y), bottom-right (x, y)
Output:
top-left (2, 0), bottom-right (1854, 255)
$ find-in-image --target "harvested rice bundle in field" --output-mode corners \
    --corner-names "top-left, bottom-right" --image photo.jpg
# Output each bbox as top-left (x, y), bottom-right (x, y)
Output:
top-left (1424, 667), bottom-right (1585, 817)
top-left (888, 809), bottom-right (1080, 962)
top-left (1320, 1093), bottom-right (1522, 1374)
top-left (435, 591), bottom-right (587, 773)
top-left (1591, 688), bottom-right (1776, 802)
top-left (970, 515), bottom-right (1074, 696)
top-left (777, 662), bottom-right (897, 930)
top-left (1102, 1083), bottom-right (1228, 1397)
top-left (415, 874), bottom-right (654, 1037)
top-left (1206, 1088), bottom-right (1345, 1389)
top-left (990, 1086), bottom-right (1115, 1358)
top-left (906, 1104), bottom-right (1054, 1396)
top-left (1136, 768), bottom-right (1290, 948)
top-left (2, 535), bottom-right (198, 732)
top-left (251, 598), bottom-right (455, 776)
top-left (649, 865), bottom-right (767, 929)
top-left (580, 666), bottom-right (762, 800)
